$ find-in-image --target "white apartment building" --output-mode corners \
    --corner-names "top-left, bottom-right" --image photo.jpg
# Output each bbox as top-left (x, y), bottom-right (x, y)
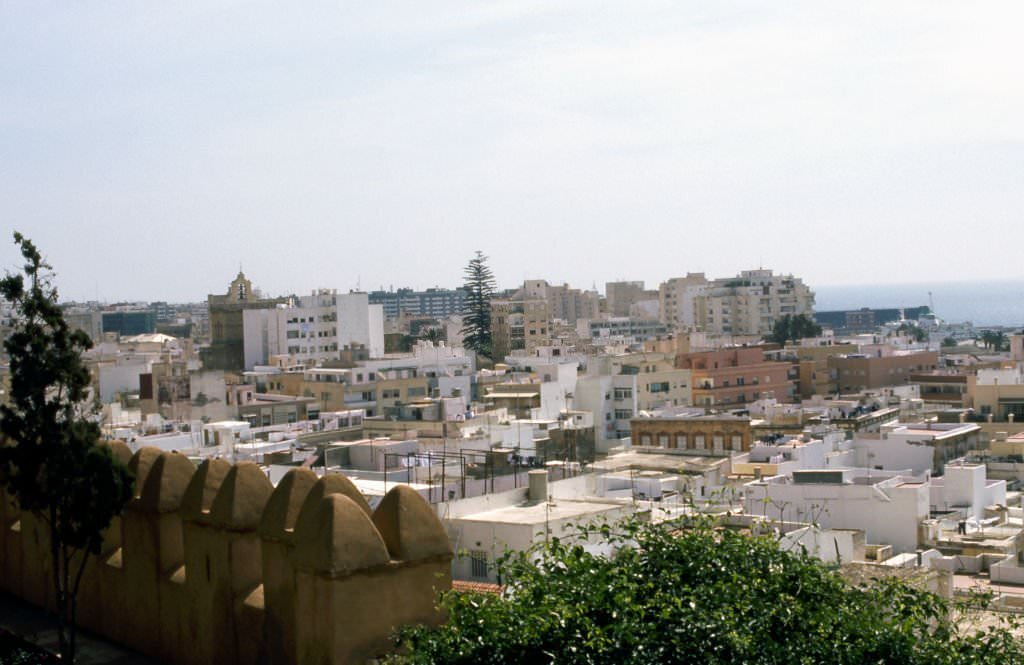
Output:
top-left (359, 341), bottom-right (475, 400)
top-left (659, 272), bottom-right (708, 329)
top-left (699, 270), bottom-right (814, 336)
top-left (242, 290), bottom-right (384, 369)
top-left (659, 269), bottom-right (814, 336)
top-left (575, 372), bottom-right (640, 451)
top-left (929, 462), bottom-right (1006, 521)
top-left (744, 468), bottom-right (929, 553)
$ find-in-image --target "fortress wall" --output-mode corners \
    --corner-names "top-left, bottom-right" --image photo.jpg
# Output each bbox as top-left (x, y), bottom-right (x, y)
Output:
top-left (0, 448), bottom-right (453, 664)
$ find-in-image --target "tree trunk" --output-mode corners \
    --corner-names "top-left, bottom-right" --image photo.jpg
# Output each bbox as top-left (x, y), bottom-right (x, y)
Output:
top-left (48, 509), bottom-right (70, 661)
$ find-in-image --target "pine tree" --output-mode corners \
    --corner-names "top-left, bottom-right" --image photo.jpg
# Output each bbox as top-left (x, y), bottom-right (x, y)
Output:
top-left (460, 251), bottom-right (496, 359)
top-left (0, 233), bottom-right (134, 662)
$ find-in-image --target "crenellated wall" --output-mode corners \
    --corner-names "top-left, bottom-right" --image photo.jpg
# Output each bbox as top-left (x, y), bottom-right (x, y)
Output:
top-left (0, 443), bottom-right (452, 664)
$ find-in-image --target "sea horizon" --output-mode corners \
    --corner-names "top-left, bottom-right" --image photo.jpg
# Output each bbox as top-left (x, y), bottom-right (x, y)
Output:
top-left (814, 279), bottom-right (1024, 328)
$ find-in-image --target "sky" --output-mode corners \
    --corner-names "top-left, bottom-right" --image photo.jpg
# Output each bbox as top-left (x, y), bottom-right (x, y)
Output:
top-left (2, 1), bottom-right (1023, 303)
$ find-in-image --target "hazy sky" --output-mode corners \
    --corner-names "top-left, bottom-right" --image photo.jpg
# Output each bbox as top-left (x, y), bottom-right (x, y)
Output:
top-left (2, 2), bottom-right (1022, 303)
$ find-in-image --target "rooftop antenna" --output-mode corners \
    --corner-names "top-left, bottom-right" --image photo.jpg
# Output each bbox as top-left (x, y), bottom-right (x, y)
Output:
top-left (928, 291), bottom-right (935, 316)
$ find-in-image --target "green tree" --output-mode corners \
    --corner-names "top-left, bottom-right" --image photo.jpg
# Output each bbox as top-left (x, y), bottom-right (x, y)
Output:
top-left (421, 326), bottom-right (444, 344)
top-left (392, 517), bottom-right (1023, 664)
top-left (0, 233), bottom-right (134, 662)
top-left (767, 313), bottom-right (822, 345)
top-left (942, 336), bottom-right (958, 348)
top-left (459, 251), bottom-right (496, 359)
top-left (897, 322), bottom-right (928, 343)
top-left (979, 330), bottom-right (1007, 351)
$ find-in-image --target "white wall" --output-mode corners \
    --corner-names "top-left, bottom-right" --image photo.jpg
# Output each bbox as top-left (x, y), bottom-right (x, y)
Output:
top-left (367, 303), bottom-right (384, 357)
top-left (778, 526), bottom-right (858, 565)
top-left (243, 308), bottom-right (288, 370)
top-left (98, 358), bottom-right (152, 403)
top-left (745, 477), bottom-right (928, 553)
top-left (337, 293), bottom-right (378, 357)
top-left (930, 463), bottom-right (1006, 520)
top-left (851, 437), bottom-right (935, 476)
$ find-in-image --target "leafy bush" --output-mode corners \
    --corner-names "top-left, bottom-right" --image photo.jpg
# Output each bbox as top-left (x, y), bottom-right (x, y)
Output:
top-left (392, 518), bottom-right (1023, 664)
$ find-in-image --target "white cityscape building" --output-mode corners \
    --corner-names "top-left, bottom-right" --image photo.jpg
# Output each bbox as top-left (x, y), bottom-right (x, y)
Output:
top-left (242, 289), bottom-right (384, 369)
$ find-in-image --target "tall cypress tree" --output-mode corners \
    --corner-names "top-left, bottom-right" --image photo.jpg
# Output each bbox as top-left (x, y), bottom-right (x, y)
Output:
top-left (0, 233), bottom-right (134, 662)
top-left (460, 251), bottom-right (496, 359)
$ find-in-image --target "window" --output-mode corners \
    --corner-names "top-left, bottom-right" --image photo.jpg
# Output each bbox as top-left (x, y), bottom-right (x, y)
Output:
top-left (640, 434), bottom-right (652, 446)
top-left (732, 435), bottom-right (743, 451)
top-left (470, 551), bottom-right (488, 579)
top-left (648, 382), bottom-right (670, 393)
top-left (658, 434), bottom-right (669, 447)
top-left (614, 409), bottom-right (633, 420)
top-left (613, 388), bottom-right (633, 400)
top-left (695, 434), bottom-right (705, 449)
top-left (713, 435), bottom-right (724, 452)
top-left (675, 434), bottom-right (687, 449)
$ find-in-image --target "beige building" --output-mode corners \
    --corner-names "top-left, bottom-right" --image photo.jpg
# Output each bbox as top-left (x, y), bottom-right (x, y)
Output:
top-left (546, 282), bottom-right (600, 324)
top-left (490, 298), bottom-right (551, 359)
top-left (658, 273), bottom-right (708, 329)
top-left (202, 271), bottom-right (286, 371)
top-left (597, 351), bottom-right (692, 412)
top-left (490, 280), bottom-right (600, 359)
top-left (677, 346), bottom-right (797, 407)
top-left (696, 269), bottom-right (815, 337)
top-left (272, 366), bottom-right (384, 416)
top-left (911, 371), bottom-right (968, 407)
top-left (631, 414), bottom-right (753, 454)
top-left (771, 342), bottom-right (857, 398)
top-left (967, 365), bottom-right (1024, 422)
top-left (828, 350), bottom-right (939, 394)
top-left (606, 281), bottom-right (657, 317)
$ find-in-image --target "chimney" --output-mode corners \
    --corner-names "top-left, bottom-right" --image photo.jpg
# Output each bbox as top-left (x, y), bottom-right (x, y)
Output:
top-left (528, 469), bottom-right (549, 502)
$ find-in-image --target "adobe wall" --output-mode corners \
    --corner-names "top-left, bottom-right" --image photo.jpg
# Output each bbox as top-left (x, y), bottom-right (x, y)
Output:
top-left (0, 444), bottom-right (452, 664)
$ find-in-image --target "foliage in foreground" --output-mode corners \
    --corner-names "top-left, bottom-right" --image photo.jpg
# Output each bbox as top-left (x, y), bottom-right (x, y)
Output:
top-left (0, 233), bottom-right (134, 662)
top-left (392, 518), bottom-right (1024, 664)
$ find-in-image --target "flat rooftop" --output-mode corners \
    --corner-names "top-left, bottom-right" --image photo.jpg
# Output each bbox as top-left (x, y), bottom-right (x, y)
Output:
top-left (592, 450), bottom-right (729, 474)
top-left (457, 499), bottom-right (624, 526)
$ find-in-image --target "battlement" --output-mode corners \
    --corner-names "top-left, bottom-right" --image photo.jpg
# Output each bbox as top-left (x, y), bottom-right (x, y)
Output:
top-left (0, 443), bottom-right (452, 664)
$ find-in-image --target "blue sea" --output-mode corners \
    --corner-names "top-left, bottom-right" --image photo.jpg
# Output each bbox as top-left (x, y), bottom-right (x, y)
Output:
top-left (814, 281), bottom-right (1024, 328)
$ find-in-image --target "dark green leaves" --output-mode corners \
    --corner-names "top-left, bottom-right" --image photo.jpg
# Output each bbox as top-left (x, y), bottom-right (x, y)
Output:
top-left (460, 251), bottom-right (496, 359)
top-left (0, 233), bottom-right (134, 661)
top-left (767, 314), bottom-right (822, 346)
top-left (392, 518), bottom-right (1024, 664)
